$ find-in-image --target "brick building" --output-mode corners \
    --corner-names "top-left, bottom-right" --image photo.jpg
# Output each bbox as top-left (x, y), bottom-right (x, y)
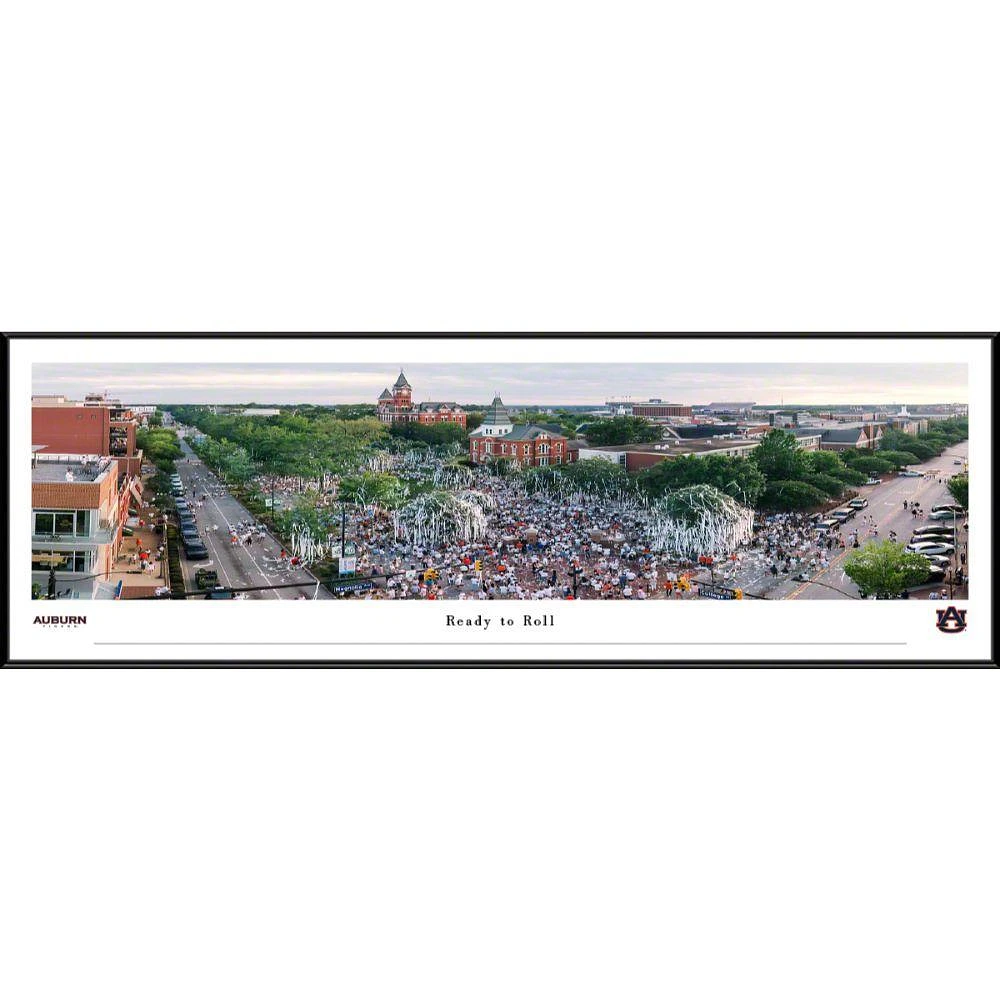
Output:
top-left (32, 393), bottom-right (143, 477)
top-left (376, 371), bottom-right (467, 427)
top-left (469, 395), bottom-right (571, 467)
top-left (31, 452), bottom-right (139, 599)
top-left (606, 398), bottom-right (693, 420)
top-left (819, 425), bottom-right (883, 452)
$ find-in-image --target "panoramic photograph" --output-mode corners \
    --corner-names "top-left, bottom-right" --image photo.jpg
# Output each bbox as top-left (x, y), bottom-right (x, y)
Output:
top-left (30, 362), bottom-right (969, 602)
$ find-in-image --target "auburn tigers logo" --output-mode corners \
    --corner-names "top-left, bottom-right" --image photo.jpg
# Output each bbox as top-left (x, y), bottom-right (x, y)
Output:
top-left (935, 606), bottom-right (968, 634)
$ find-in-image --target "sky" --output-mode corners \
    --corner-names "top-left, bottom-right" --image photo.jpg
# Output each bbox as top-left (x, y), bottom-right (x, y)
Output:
top-left (31, 362), bottom-right (968, 406)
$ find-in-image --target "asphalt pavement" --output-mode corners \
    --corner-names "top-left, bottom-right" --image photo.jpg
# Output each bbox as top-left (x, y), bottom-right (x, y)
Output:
top-left (173, 434), bottom-right (331, 599)
top-left (785, 440), bottom-right (968, 601)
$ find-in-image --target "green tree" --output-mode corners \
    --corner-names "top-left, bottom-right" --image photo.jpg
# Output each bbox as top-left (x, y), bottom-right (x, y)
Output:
top-left (877, 450), bottom-right (921, 469)
top-left (639, 454), bottom-right (765, 506)
top-left (844, 540), bottom-right (932, 599)
top-left (803, 472), bottom-right (847, 499)
top-left (758, 480), bottom-right (826, 511)
top-left (583, 417), bottom-right (661, 446)
top-left (843, 454), bottom-right (894, 476)
top-left (389, 422), bottom-right (468, 446)
top-left (751, 430), bottom-right (810, 481)
top-left (337, 472), bottom-right (410, 508)
top-left (947, 474), bottom-right (968, 510)
top-left (828, 466), bottom-right (868, 487)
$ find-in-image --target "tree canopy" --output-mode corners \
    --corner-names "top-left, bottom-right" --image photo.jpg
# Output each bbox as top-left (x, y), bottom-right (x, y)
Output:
top-left (843, 540), bottom-right (933, 599)
top-left (583, 417), bottom-right (661, 446)
top-left (639, 454), bottom-right (765, 506)
top-left (947, 474), bottom-right (968, 510)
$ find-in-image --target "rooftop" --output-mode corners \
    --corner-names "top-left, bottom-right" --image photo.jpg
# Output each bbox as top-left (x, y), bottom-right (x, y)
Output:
top-left (31, 454), bottom-right (115, 483)
top-left (586, 439), bottom-right (759, 455)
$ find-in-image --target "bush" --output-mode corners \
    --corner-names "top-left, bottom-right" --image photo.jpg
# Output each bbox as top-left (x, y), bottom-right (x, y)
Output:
top-left (758, 480), bottom-right (827, 511)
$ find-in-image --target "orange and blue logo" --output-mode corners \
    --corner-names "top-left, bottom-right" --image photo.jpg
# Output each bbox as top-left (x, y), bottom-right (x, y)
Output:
top-left (935, 606), bottom-right (968, 634)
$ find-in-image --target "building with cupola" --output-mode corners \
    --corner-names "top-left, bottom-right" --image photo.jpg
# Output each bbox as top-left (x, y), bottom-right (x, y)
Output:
top-left (376, 371), bottom-right (467, 427)
top-left (468, 395), bottom-right (573, 467)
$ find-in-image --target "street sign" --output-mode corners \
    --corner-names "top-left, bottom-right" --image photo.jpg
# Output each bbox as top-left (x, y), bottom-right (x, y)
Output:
top-left (330, 579), bottom-right (373, 593)
top-left (697, 583), bottom-right (737, 600)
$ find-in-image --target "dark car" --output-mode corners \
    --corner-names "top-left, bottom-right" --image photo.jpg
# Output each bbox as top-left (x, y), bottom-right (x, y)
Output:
top-left (184, 542), bottom-right (209, 560)
top-left (205, 588), bottom-right (234, 599)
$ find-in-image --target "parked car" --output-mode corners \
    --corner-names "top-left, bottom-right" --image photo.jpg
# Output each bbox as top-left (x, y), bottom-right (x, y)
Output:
top-left (925, 554), bottom-right (953, 569)
top-left (931, 503), bottom-right (964, 514)
top-left (831, 509), bottom-right (854, 522)
top-left (205, 588), bottom-right (234, 599)
top-left (196, 569), bottom-right (220, 590)
top-left (899, 470), bottom-right (922, 477)
top-left (905, 541), bottom-right (956, 556)
top-left (866, 478), bottom-right (882, 485)
top-left (911, 532), bottom-right (956, 544)
top-left (815, 519), bottom-right (840, 533)
top-left (184, 541), bottom-right (209, 560)
top-left (929, 509), bottom-right (960, 521)
top-left (848, 498), bottom-right (868, 509)
top-left (953, 459), bottom-right (963, 465)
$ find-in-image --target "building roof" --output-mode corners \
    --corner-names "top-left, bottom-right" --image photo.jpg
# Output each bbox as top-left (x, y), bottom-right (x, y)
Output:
top-left (481, 395), bottom-right (512, 425)
top-left (821, 428), bottom-right (866, 443)
top-left (418, 401), bottom-right (460, 411)
top-left (378, 388), bottom-right (392, 400)
top-left (584, 440), bottom-right (759, 455)
top-left (394, 370), bottom-right (411, 389)
top-left (31, 456), bottom-right (115, 483)
top-left (789, 427), bottom-right (824, 438)
top-left (471, 423), bottom-right (567, 442)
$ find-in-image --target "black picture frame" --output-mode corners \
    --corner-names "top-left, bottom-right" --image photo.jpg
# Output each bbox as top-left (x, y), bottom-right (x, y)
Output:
top-left (4, 331), bottom-right (995, 668)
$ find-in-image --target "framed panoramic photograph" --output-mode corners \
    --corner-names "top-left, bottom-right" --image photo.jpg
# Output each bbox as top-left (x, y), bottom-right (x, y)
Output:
top-left (4, 334), bottom-right (993, 665)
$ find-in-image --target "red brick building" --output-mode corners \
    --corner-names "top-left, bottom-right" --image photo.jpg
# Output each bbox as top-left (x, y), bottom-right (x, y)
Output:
top-left (32, 394), bottom-right (142, 477)
top-left (469, 395), bottom-right (571, 467)
top-left (31, 452), bottom-right (138, 599)
top-left (376, 371), bottom-right (467, 427)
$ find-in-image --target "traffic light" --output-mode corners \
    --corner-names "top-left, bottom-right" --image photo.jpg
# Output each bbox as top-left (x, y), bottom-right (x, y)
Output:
top-left (474, 560), bottom-right (483, 572)
top-left (734, 588), bottom-right (743, 600)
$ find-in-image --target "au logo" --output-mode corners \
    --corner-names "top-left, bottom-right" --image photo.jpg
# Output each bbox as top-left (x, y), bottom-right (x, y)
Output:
top-left (935, 606), bottom-right (968, 634)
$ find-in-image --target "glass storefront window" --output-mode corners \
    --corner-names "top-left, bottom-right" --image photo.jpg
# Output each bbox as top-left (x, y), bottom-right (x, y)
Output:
top-left (32, 550), bottom-right (89, 572)
top-left (32, 509), bottom-right (91, 536)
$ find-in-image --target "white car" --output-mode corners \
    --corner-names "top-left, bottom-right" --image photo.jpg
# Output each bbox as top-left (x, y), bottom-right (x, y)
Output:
top-left (848, 498), bottom-right (868, 509)
top-left (899, 470), bottom-right (922, 477)
top-left (865, 478), bottom-right (883, 485)
top-left (931, 503), bottom-right (964, 514)
top-left (929, 509), bottom-right (959, 521)
top-left (906, 541), bottom-right (956, 556)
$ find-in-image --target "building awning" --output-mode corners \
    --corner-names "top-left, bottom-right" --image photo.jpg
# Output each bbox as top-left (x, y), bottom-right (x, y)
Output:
top-left (128, 480), bottom-right (143, 506)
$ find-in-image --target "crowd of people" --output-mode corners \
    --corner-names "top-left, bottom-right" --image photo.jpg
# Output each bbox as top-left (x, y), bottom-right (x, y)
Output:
top-left (341, 471), bottom-right (706, 600)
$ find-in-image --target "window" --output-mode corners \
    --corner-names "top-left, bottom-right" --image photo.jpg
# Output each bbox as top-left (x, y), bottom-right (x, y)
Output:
top-left (33, 509), bottom-right (90, 536)
top-left (32, 549), bottom-right (90, 573)
top-left (539, 457), bottom-right (549, 466)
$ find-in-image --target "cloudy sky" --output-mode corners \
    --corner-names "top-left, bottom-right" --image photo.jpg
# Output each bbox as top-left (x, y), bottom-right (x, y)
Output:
top-left (32, 362), bottom-right (967, 406)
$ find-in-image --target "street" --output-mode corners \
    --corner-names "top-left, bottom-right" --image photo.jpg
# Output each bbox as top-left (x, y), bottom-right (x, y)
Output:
top-left (174, 432), bottom-right (332, 599)
top-left (784, 441), bottom-right (968, 600)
